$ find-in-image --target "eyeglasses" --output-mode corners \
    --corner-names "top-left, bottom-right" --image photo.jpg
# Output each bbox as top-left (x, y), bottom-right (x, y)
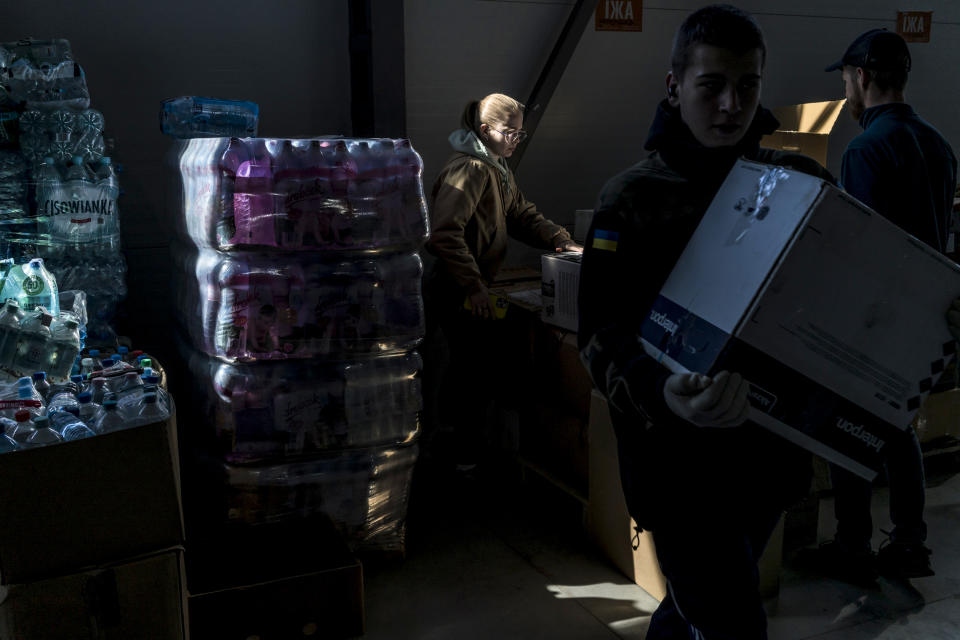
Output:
top-left (488, 126), bottom-right (528, 144)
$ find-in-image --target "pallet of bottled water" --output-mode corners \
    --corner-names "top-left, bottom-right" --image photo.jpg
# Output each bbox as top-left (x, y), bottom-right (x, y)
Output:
top-left (223, 442), bottom-right (417, 553)
top-left (0, 348), bottom-right (171, 452)
top-left (181, 344), bottom-right (421, 463)
top-left (0, 39), bottom-right (90, 112)
top-left (167, 136), bottom-right (429, 252)
top-left (171, 243), bottom-right (424, 362)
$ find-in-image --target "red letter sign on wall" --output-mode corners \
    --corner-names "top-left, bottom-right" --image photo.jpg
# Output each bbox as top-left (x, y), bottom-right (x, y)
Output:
top-left (595, 0), bottom-right (642, 32)
top-left (897, 11), bottom-right (933, 43)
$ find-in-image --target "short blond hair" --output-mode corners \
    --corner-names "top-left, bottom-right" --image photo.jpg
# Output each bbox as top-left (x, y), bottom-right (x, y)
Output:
top-left (460, 93), bottom-right (525, 134)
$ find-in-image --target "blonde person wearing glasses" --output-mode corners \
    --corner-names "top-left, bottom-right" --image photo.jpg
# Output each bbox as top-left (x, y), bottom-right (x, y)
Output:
top-left (423, 92), bottom-right (581, 474)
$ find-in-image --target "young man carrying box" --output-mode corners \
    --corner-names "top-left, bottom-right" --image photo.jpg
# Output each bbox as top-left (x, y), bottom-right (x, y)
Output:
top-left (580, 6), bottom-right (960, 638)
top-left (578, 5), bottom-right (833, 638)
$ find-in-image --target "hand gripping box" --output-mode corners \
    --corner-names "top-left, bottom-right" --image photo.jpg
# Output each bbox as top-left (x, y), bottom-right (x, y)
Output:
top-left (640, 160), bottom-right (960, 480)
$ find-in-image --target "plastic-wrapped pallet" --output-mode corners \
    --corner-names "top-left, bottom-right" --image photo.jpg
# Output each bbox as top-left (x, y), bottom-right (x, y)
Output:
top-left (166, 129), bottom-right (429, 558)
top-left (165, 136), bottom-right (429, 253)
top-left (170, 242), bottom-right (424, 362)
top-left (180, 343), bottom-right (421, 463)
top-left (223, 442), bottom-right (418, 553)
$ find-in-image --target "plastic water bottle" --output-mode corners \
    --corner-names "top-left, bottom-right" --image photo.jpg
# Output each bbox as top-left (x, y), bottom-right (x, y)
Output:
top-left (130, 391), bottom-right (167, 428)
top-left (8, 409), bottom-right (34, 445)
top-left (94, 397), bottom-right (125, 434)
top-left (13, 259), bottom-right (59, 315)
top-left (118, 370), bottom-right (142, 392)
top-left (0, 418), bottom-right (19, 453)
top-left (94, 157), bottom-right (118, 196)
top-left (87, 376), bottom-right (107, 403)
top-left (34, 157), bottom-right (61, 221)
top-left (65, 155), bottom-right (93, 183)
top-left (49, 316), bottom-right (80, 380)
top-left (80, 357), bottom-right (94, 377)
top-left (46, 383), bottom-right (79, 414)
top-left (87, 349), bottom-right (103, 370)
top-left (24, 415), bottom-right (62, 448)
top-left (12, 307), bottom-right (53, 374)
top-left (76, 390), bottom-right (102, 425)
top-left (0, 299), bottom-right (24, 366)
top-left (160, 96), bottom-right (259, 139)
top-left (49, 406), bottom-right (95, 441)
top-left (31, 372), bottom-right (50, 401)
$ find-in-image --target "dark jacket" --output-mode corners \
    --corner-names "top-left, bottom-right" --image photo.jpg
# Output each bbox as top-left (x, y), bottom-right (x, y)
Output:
top-left (841, 102), bottom-right (957, 254)
top-left (578, 101), bottom-right (834, 531)
top-left (426, 129), bottom-right (571, 296)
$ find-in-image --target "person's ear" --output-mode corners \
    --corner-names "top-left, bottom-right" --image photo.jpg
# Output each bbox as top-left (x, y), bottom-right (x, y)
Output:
top-left (855, 67), bottom-right (869, 91)
top-left (665, 71), bottom-right (680, 106)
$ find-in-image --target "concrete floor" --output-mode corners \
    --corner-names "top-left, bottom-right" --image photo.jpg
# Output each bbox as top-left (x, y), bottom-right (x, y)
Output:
top-left (360, 451), bottom-right (960, 639)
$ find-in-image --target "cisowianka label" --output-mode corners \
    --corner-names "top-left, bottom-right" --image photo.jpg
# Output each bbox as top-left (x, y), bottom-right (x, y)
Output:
top-left (37, 198), bottom-right (115, 217)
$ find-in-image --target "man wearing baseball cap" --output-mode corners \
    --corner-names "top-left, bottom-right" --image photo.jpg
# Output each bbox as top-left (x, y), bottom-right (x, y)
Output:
top-left (813, 28), bottom-right (958, 584)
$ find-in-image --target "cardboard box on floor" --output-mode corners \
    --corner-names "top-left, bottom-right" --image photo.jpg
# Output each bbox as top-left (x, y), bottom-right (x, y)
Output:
top-left (761, 99), bottom-right (846, 167)
top-left (187, 515), bottom-right (363, 639)
top-left (639, 160), bottom-right (960, 481)
top-left (915, 388), bottom-right (960, 444)
top-left (0, 410), bottom-right (184, 585)
top-left (587, 391), bottom-right (783, 601)
top-left (0, 547), bottom-right (187, 639)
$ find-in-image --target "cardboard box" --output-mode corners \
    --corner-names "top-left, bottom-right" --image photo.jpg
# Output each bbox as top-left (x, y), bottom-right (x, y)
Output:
top-left (587, 391), bottom-right (783, 600)
top-left (187, 516), bottom-right (364, 639)
top-left (640, 160), bottom-right (960, 480)
top-left (541, 252), bottom-right (582, 332)
top-left (761, 99), bottom-right (845, 167)
top-left (0, 548), bottom-right (186, 639)
top-left (915, 388), bottom-right (960, 444)
top-left (0, 412), bottom-right (184, 584)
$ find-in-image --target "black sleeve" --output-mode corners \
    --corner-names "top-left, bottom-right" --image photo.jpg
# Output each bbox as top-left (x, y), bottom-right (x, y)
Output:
top-left (577, 178), bottom-right (675, 428)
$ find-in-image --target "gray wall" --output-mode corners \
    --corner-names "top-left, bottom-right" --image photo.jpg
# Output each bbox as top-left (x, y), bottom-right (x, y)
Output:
top-left (406, 0), bottom-right (960, 269)
top-left (4, 0), bottom-right (959, 349)
top-left (1, 1), bottom-right (351, 352)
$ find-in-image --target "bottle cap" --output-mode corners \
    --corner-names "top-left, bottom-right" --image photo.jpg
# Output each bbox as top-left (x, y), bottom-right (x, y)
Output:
top-left (17, 377), bottom-right (32, 386)
top-left (17, 386), bottom-right (31, 399)
top-left (32, 415), bottom-right (49, 427)
top-left (32, 372), bottom-right (46, 381)
top-left (71, 375), bottom-right (83, 384)
top-left (139, 358), bottom-right (152, 368)
top-left (81, 358), bottom-right (93, 367)
top-left (77, 392), bottom-right (92, 403)
top-left (89, 349), bottom-right (100, 357)
top-left (118, 346), bottom-right (129, 355)
top-left (72, 155), bottom-right (83, 165)
top-left (14, 410), bottom-right (30, 422)
top-left (102, 399), bottom-right (118, 410)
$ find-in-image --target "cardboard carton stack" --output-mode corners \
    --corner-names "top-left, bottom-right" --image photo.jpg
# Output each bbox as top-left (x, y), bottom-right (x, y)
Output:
top-left (0, 396), bottom-right (186, 638)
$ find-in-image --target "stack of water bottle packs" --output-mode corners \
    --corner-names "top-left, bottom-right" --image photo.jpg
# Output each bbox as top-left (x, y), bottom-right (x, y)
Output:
top-left (165, 97), bottom-right (429, 554)
top-left (0, 38), bottom-right (126, 342)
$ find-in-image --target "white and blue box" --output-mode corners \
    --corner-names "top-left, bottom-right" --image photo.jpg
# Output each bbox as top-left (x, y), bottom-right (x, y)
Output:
top-left (640, 160), bottom-right (960, 480)
top-left (541, 252), bottom-right (582, 332)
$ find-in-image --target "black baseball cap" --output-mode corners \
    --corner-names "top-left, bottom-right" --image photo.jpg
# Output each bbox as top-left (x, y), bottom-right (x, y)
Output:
top-left (824, 28), bottom-right (912, 72)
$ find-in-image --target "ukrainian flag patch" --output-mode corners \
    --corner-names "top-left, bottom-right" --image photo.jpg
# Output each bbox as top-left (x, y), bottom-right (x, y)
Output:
top-left (591, 229), bottom-right (619, 251)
